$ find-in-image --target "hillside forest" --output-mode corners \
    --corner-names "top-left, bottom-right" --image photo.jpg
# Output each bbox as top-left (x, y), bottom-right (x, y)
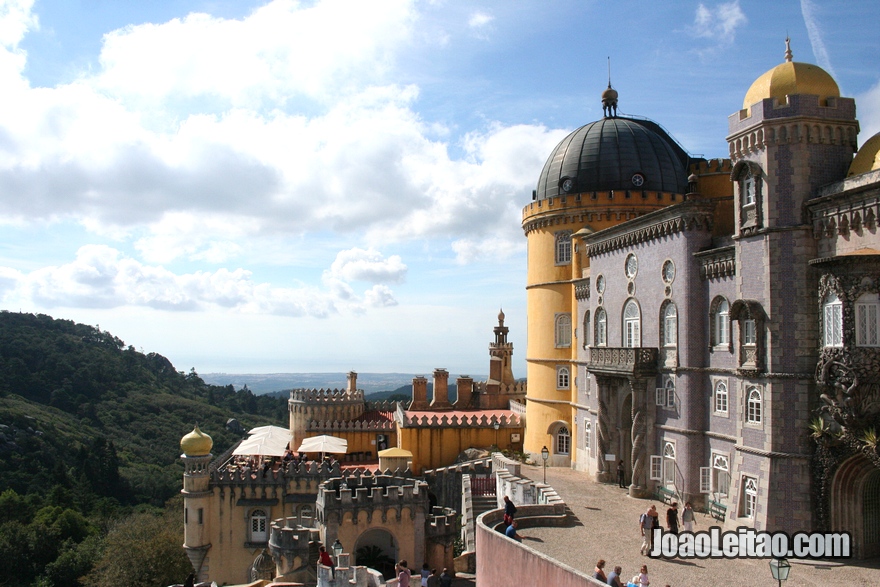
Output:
top-left (0, 311), bottom-right (291, 587)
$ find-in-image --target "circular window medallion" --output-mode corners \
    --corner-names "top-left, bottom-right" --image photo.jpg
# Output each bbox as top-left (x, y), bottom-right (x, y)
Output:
top-left (596, 274), bottom-right (606, 294)
top-left (561, 178), bottom-right (574, 193)
top-left (631, 173), bottom-right (645, 187)
top-left (625, 254), bottom-right (638, 279)
top-left (662, 260), bottom-right (675, 283)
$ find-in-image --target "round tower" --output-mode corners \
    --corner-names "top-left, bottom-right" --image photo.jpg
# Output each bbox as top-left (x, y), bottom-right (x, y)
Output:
top-left (180, 425), bottom-right (214, 581)
top-left (288, 371), bottom-right (365, 451)
top-left (522, 87), bottom-right (691, 461)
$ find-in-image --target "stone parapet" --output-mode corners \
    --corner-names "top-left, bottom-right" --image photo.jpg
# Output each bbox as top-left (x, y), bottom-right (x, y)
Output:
top-left (307, 419), bottom-right (395, 431)
top-left (399, 412), bottom-right (520, 428)
top-left (317, 475), bottom-right (428, 524)
top-left (289, 388), bottom-right (365, 404)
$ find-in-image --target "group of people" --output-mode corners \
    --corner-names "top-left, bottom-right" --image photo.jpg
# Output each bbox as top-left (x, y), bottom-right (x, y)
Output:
top-left (394, 561), bottom-right (453, 587)
top-left (592, 560), bottom-right (652, 587)
top-left (639, 502), bottom-right (697, 556)
top-left (502, 496), bottom-right (524, 542)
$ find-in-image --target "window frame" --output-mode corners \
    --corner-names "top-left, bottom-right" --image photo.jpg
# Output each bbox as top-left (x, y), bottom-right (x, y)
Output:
top-left (746, 386), bottom-right (762, 424)
top-left (855, 293), bottom-right (880, 347)
top-left (556, 426), bottom-right (571, 455)
top-left (716, 299), bottom-right (730, 346)
top-left (555, 313), bottom-right (572, 348)
top-left (712, 453), bottom-right (730, 498)
top-left (556, 365), bottom-right (570, 390)
top-left (741, 476), bottom-right (758, 518)
top-left (584, 419), bottom-right (591, 452)
top-left (823, 293), bottom-right (843, 348)
top-left (662, 302), bottom-right (677, 348)
top-left (623, 299), bottom-right (641, 348)
top-left (250, 508), bottom-right (268, 543)
top-left (662, 442), bottom-right (676, 486)
top-left (713, 379), bottom-right (729, 415)
top-left (555, 231), bottom-right (573, 265)
top-left (595, 307), bottom-right (607, 347)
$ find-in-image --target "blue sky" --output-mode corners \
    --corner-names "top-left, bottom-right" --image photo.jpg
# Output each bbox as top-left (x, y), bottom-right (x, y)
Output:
top-left (1, 0), bottom-right (879, 377)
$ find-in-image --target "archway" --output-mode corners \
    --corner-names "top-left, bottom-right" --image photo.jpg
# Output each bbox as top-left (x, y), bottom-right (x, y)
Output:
top-left (830, 454), bottom-right (880, 558)
top-left (353, 528), bottom-right (398, 579)
top-left (620, 393), bottom-right (633, 484)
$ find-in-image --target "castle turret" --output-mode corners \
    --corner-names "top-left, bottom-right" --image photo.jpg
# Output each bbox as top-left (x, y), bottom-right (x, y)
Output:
top-left (181, 425), bottom-right (214, 581)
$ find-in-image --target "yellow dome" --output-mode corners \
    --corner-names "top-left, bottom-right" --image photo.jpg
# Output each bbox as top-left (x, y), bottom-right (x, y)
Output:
top-left (849, 132), bottom-right (880, 177)
top-left (180, 425), bottom-right (213, 456)
top-left (743, 39), bottom-right (839, 111)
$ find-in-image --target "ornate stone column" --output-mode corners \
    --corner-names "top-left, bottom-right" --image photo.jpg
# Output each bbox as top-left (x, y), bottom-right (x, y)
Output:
top-left (628, 377), bottom-right (651, 498)
top-left (595, 375), bottom-right (613, 482)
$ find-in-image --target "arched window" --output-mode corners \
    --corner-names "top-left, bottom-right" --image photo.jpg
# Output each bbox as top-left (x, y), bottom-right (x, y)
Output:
top-left (556, 366), bottom-right (570, 390)
top-left (712, 453), bottom-right (730, 497)
top-left (742, 476), bottom-right (758, 517)
top-left (555, 231), bottom-right (572, 264)
top-left (595, 308), bottom-right (607, 346)
top-left (555, 314), bottom-right (572, 348)
top-left (556, 426), bottom-right (570, 455)
top-left (662, 302), bottom-right (677, 347)
top-left (823, 293), bottom-right (843, 347)
top-left (712, 298), bottom-right (730, 347)
top-left (250, 509), bottom-right (268, 543)
top-left (746, 387), bottom-right (762, 424)
top-left (855, 292), bottom-right (880, 347)
top-left (582, 310), bottom-right (591, 348)
top-left (662, 442), bottom-right (675, 486)
top-left (623, 300), bottom-right (641, 348)
top-left (714, 380), bottom-right (728, 414)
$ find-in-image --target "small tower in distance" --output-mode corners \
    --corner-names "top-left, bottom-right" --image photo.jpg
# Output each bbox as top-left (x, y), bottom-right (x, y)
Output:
top-left (180, 425), bottom-right (213, 582)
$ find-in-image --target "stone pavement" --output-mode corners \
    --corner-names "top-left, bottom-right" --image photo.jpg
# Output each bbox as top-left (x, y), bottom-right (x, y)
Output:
top-left (512, 464), bottom-right (878, 587)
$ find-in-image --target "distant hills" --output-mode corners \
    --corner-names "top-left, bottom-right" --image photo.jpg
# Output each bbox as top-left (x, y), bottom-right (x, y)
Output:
top-left (201, 372), bottom-right (485, 397)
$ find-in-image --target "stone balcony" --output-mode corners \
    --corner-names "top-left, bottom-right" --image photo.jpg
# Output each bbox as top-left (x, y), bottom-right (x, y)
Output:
top-left (587, 347), bottom-right (659, 378)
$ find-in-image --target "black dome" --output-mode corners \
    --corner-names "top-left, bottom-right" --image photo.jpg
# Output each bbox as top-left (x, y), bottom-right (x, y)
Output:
top-left (535, 117), bottom-right (690, 200)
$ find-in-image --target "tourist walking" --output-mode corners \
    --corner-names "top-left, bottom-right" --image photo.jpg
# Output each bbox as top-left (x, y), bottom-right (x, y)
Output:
top-left (639, 505), bottom-right (657, 555)
top-left (666, 502), bottom-right (679, 534)
top-left (682, 502), bottom-right (696, 532)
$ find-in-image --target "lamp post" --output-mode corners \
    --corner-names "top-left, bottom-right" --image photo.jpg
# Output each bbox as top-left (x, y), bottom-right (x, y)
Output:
top-left (493, 421), bottom-right (500, 449)
top-left (332, 539), bottom-right (344, 565)
top-left (541, 446), bottom-right (549, 484)
top-left (769, 557), bottom-right (790, 587)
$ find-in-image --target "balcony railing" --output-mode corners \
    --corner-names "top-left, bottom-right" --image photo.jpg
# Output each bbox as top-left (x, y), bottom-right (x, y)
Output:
top-left (587, 347), bottom-right (659, 377)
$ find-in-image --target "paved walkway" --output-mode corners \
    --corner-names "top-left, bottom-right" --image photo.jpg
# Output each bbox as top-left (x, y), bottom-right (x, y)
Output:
top-left (515, 464), bottom-right (878, 587)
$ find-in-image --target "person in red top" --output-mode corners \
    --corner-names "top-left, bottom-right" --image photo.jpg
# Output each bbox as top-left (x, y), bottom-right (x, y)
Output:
top-left (318, 545), bottom-right (335, 576)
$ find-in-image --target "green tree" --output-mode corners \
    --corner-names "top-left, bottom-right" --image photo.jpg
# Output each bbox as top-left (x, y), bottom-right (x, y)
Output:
top-left (83, 511), bottom-right (190, 587)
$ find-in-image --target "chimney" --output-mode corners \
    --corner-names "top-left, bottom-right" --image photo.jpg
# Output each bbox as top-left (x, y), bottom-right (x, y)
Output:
top-left (430, 368), bottom-right (452, 409)
top-left (347, 371), bottom-right (358, 393)
top-left (455, 376), bottom-right (474, 409)
top-left (411, 376), bottom-right (429, 410)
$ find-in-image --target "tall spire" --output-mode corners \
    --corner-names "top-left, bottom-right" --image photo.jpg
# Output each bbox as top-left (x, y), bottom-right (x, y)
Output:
top-left (784, 36), bottom-right (793, 62)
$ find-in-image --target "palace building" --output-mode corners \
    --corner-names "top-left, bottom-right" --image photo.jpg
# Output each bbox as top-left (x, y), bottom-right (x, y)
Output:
top-left (522, 39), bottom-right (880, 557)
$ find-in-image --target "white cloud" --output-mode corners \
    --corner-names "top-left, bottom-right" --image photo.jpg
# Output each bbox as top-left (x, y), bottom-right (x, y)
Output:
top-left (325, 247), bottom-right (407, 284)
top-left (0, 0), bottom-right (37, 48)
top-left (0, 244), bottom-right (401, 317)
top-left (468, 12), bottom-right (494, 29)
top-left (95, 0), bottom-right (416, 108)
top-left (691, 1), bottom-right (746, 45)
top-left (857, 80), bottom-right (880, 141)
top-left (800, 0), bottom-right (837, 80)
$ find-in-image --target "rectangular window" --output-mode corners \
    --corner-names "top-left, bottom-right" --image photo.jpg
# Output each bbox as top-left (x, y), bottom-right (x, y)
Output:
top-left (743, 178), bottom-right (755, 206)
top-left (198, 508), bottom-right (203, 525)
top-left (649, 456), bottom-right (662, 480)
top-left (700, 467), bottom-right (711, 494)
top-left (743, 319), bottom-right (756, 345)
top-left (655, 387), bottom-right (666, 406)
top-left (663, 457), bottom-right (675, 485)
top-left (666, 386), bottom-right (675, 408)
top-left (825, 303), bottom-right (843, 347)
top-left (555, 231), bottom-right (572, 264)
top-left (856, 302), bottom-right (880, 347)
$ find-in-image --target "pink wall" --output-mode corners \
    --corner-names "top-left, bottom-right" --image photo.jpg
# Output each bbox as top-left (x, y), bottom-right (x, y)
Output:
top-left (476, 510), bottom-right (604, 587)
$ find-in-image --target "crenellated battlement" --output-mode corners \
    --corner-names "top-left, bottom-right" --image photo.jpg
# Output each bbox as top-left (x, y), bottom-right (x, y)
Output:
top-left (473, 381), bottom-right (527, 395)
top-left (317, 475), bottom-right (428, 524)
top-left (289, 388), bottom-right (365, 404)
top-left (688, 158), bottom-right (732, 175)
top-left (210, 459), bottom-right (341, 486)
top-left (426, 506), bottom-right (457, 537)
top-left (399, 412), bottom-right (520, 428)
top-left (306, 419), bottom-right (395, 432)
